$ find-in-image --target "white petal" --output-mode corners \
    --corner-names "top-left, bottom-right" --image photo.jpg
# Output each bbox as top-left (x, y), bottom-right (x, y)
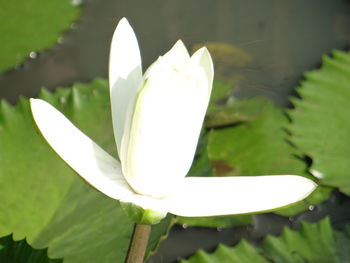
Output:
top-left (190, 47), bottom-right (214, 101)
top-left (144, 40), bottom-right (190, 80)
top-left (124, 48), bottom-right (211, 198)
top-left (162, 40), bottom-right (190, 65)
top-left (30, 99), bottom-right (133, 200)
top-left (109, 17), bottom-right (143, 162)
top-left (163, 175), bottom-right (317, 217)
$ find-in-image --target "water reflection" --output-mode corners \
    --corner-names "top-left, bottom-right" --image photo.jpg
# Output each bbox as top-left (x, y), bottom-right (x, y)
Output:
top-left (1, 0), bottom-right (350, 106)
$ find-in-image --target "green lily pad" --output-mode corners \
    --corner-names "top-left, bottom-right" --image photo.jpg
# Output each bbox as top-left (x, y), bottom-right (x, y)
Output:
top-left (0, 0), bottom-right (81, 72)
top-left (205, 97), bottom-right (268, 128)
top-left (207, 101), bottom-right (331, 216)
top-left (288, 50), bottom-right (350, 195)
top-left (205, 81), bottom-right (267, 128)
top-left (182, 218), bottom-right (350, 263)
top-left (0, 79), bottom-right (171, 262)
top-left (0, 235), bottom-right (61, 263)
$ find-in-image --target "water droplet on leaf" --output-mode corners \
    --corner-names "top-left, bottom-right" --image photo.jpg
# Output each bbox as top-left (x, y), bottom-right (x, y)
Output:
top-left (309, 205), bottom-right (315, 211)
top-left (71, 0), bottom-right (83, 6)
top-left (29, 52), bottom-right (38, 59)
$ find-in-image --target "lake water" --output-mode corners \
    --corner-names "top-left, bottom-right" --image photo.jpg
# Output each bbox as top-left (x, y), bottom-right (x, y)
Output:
top-left (1, 0), bottom-right (350, 107)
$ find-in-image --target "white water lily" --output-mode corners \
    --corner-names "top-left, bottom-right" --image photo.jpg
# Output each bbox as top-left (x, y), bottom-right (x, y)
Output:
top-left (30, 18), bottom-right (316, 224)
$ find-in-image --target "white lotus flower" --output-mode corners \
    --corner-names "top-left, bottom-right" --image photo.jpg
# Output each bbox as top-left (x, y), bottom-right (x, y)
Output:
top-left (30, 18), bottom-right (316, 224)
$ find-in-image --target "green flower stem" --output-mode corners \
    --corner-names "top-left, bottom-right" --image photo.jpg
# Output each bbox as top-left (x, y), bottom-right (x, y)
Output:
top-left (125, 224), bottom-right (151, 263)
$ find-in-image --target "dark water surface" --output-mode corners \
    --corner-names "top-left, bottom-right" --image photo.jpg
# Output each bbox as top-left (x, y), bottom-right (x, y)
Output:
top-left (1, 0), bottom-right (350, 106)
top-left (2, 0), bottom-right (350, 262)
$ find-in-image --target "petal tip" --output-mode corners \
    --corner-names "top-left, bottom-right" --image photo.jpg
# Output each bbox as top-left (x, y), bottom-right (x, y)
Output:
top-left (30, 98), bottom-right (48, 114)
top-left (29, 98), bottom-right (39, 104)
top-left (115, 17), bottom-right (131, 31)
top-left (109, 17), bottom-right (141, 79)
top-left (111, 18), bottom-right (135, 50)
top-left (174, 39), bottom-right (185, 48)
top-left (301, 176), bottom-right (318, 193)
top-left (280, 175), bottom-right (317, 199)
top-left (119, 17), bottom-right (129, 23)
top-left (167, 39), bottom-right (190, 59)
top-left (192, 46), bottom-right (213, 68)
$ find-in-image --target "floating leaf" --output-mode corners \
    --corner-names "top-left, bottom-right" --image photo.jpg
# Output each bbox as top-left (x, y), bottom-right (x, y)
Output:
top-left (0, 0), bottom-right (81, 72)
top-left (0, 79), bottom-right (171, 262)
top-left (289, 50), bottom-right (350, 195)
top-left (182, 218), bottom-right (350, 263)
top-left (206, 97), bottom-right (268, 128)
top-left (0, 235), bottom-right (61, 263)
top-left (205, 81), bottom-right (267, 128)
top-left (208, 101), bottom-right (331, 216)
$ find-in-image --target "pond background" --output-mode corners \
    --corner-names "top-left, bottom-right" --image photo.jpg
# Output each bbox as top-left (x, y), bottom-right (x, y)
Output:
top-left (2, 0), bottom-right (350, 262)
top-left (2, 0), bottom-right (350, 106)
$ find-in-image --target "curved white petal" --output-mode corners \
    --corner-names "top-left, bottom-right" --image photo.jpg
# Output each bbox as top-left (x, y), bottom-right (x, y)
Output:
top-left (30, 99), bottom-right (133, 200)
top-left (124, 45), bottom-right (211, 198)
top-left (143, 40), bottom-right (190, 80)
top-left (109, 17), bottom-right (143, 163)
top-left (163, 175), bottom-right (317, 217)
top-left (190, 47), bottom-right (214, 101)
top-left (162, 40), bottom-right (190, 65)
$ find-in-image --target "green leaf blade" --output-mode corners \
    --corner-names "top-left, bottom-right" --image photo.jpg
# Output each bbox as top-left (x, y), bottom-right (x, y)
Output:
top-left (0, 0), bottom-right (81, 72)
top-left (0, 235), bottom-right (61, 263)
top-left (289, 50), bottom-right (350, 194)
top-left (184, 218), bottom-right (350, 263)
top-left (0, 79), bottom-right (170, 262)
